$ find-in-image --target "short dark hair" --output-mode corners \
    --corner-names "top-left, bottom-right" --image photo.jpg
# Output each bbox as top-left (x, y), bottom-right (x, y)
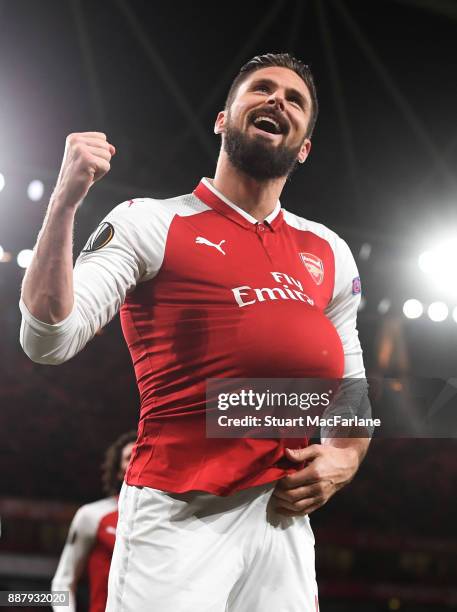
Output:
top-left (225, 52), bottom-right (319, 138)
top-left (101, 430), bottom-right (137, 496)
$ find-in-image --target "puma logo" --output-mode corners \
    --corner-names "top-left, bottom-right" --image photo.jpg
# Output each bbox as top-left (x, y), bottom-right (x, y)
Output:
top-left (195, 236), bottom-right (226, 255)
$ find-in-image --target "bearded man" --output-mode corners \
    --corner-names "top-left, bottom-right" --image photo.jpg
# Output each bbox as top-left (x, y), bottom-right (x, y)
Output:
top-left (20, 53), bottom-right (368, 611)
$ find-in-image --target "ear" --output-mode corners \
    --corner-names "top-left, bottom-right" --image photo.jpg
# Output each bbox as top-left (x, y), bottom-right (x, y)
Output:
top-left (297, 138), bottom-right (311, 164)
top-left (214, 111), bottom-right (226, 135)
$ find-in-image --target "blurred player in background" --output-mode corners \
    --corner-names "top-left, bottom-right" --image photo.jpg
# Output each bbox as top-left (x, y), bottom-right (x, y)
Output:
top-left (51, 431), bottom-right (136, 612)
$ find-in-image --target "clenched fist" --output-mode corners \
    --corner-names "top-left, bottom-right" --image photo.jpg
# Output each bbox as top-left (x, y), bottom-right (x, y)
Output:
top-left (53, 132), bottom-right (116, 209)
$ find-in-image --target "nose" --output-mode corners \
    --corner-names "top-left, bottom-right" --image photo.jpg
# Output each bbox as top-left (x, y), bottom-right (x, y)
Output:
top-left (266, 92), bottom-right (285, 112)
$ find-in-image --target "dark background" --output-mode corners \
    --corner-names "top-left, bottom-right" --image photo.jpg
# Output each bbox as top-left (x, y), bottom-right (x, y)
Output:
top-left (1, 1), bottom-right (457, 610)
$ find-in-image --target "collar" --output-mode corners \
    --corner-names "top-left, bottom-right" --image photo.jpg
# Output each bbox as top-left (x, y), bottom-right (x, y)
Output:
top-left (193, 178), bottom-right (283, 232)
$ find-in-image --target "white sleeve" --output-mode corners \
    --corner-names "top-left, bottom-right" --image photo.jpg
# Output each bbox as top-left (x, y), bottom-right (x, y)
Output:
top-left (19, 199), bottom-right (168, 365)
top-left (51, 506), bottom-right (95, 612)
top-left (325, 237), bottom-right (365, 378)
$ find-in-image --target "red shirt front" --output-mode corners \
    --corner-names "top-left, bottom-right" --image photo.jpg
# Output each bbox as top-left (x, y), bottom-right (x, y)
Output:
top-left (120, 180), bottom-right (361, 494)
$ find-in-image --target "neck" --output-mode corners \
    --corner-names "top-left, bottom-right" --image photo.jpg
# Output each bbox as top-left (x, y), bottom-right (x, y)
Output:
top-left (212, 150), bottom-right (286, 221)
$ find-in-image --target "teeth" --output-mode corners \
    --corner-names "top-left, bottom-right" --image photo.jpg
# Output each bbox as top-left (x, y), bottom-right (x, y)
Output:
top-left (254, 116), bottom-right (280, 130)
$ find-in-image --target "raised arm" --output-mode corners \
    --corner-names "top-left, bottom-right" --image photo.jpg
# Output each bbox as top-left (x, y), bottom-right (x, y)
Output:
top-left (21, 132), bottom-right (115, 324)
top-left (19, 133), bottom-right (153, 365)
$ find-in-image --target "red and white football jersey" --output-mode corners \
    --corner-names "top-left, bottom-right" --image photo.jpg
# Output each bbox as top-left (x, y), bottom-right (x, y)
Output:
top-left (51, 497), bottom-right (117, 612)
top-left (20, 178), bottom-right (364, 495)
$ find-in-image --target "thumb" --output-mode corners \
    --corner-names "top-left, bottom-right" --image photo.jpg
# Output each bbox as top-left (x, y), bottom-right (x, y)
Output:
top-left (285, 444), bottom-right (320, 463)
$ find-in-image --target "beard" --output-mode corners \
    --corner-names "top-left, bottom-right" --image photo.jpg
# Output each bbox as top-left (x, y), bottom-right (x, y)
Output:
top-left (223, 117), bottom-right (302, 182)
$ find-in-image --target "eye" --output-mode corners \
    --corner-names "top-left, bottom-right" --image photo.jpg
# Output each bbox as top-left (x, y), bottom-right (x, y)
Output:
top-left (288, 97), bottom-right (302, 108)
top-left (255, 84), bottom-right (270, 93)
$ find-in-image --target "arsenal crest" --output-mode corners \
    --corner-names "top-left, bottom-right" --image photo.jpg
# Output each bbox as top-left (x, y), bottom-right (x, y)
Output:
top-left (299, 252), bottom-right (324, 285)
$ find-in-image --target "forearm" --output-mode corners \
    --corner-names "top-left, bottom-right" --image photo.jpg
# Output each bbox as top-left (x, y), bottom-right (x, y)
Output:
top-left (322, 434), bottom-right (370, 470)
top-left (21, 193), bottom-right (77, 324)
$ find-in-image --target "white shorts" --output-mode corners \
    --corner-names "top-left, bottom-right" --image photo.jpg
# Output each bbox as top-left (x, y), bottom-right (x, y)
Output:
top-left (106, 482), bottom-right (318, 612)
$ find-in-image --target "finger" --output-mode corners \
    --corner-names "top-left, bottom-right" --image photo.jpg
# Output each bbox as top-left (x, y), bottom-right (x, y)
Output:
top-left (274, 497), bottom-right (316, 512)
top-left (83, 145), bottom-right (114, 162)
top-left (68, 141), bottom-right (112, 161)
top-left (278, 466), bottom-right (320, 489)
top-left (81, 131), bottom-right (107, 140)
top-left (79, 136), bottom-right (114, 148)
top-left (77, 138), bottom-right (114, 152)
top-left (273, 483), bottom-right (321, 503)
top-left (67, 133), bottom-right (107, 148)
top-left (91, 142), bottom-right (115, 156)
top-left (285, 444), bottom-right (322, 464)
top-left (91, 159), bottom-right (111, 182)
top-left (70, 143), bottom-right (113, 165)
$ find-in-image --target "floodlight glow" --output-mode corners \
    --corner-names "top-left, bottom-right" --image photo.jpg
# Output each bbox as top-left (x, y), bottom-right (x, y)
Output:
top-left (403, 299), bottom-right (423, 319)
top-left (27, 180), bottom-right (44, 202)
top-left (418, 238), bottom-right (457, 296)
top-left (0, 245), bottom-right (3, 260)
top-left (0, 173), bottom-right (5, 192)
top-left (418, 250), bottom-right (433, 274)
top-left (378, 298), bottom-right (391, 315)
top-left (428, 301), bottom-right (448, 322)
top-left (359, 243), bottom-right (371, 261)
top-left (17, 249), bottom-right (33, 269)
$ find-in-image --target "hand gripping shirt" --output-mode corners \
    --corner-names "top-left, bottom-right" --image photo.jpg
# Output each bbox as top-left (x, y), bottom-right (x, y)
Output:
top-left (20, 178), bottom-right (365, 495)
top-left (51, 497), bottom-right (118, 612)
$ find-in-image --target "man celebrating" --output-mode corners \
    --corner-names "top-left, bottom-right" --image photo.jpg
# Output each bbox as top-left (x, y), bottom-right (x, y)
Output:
top-left (51, 432), bottom-right (136, 612)
top-left (20, 53), bottom-right (368, 611)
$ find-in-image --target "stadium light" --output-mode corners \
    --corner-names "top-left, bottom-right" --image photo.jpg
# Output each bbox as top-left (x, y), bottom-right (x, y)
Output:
top-left (17, 249), bottom-right (33, 269)
top-left (427, 301), bottom-right (448, 322)
top-left (403, 299), bottom-right (423, 319)
top-left (27, 179), bottom-right (44, 202)
top-left (0, 173), bottom-right (5, 192)
top-left (0, 245), bottom-right (3, 260)
top-left (377, 298), bottom-right (391, 315)
top-left (418, 238), bottom-right (457, 296)
top-left (452, 306), bottom-right (457, 324)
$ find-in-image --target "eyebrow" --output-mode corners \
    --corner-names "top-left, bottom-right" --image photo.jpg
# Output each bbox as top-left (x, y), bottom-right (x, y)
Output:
top-left (249, 78), bottom-right (308, 109)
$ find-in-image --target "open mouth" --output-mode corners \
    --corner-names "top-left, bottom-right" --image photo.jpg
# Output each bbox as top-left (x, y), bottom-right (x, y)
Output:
top-left (252, 115), bottom-right (283, 135)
